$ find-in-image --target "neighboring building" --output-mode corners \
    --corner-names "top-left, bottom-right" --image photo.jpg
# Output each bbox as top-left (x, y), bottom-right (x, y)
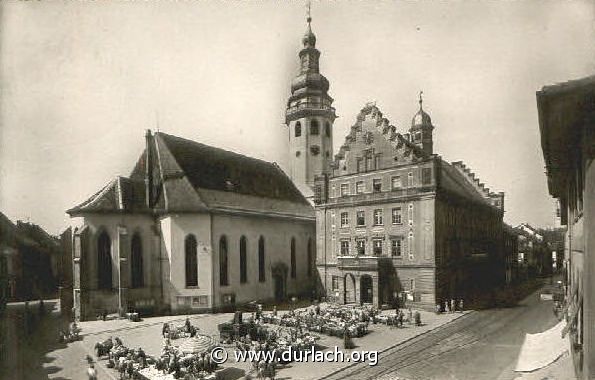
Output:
top-left (515, 222), bottom-right (551, 278)
top-left (59, 227), bottom-right (73, 321)
top-left (314, 100), bottom-right (506, 308)
top-left (0, 212), bottom-right (59, 302)
top-left (537, 75), bottom-right (595, 379)
top-left (503, 224), bottom-right (519, 284)
top-left (67, 132), bottom-right (315, 320)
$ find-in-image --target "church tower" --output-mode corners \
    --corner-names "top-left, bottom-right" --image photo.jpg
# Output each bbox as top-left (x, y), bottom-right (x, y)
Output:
top-left (285, 11), bottom-right (336, 190)
top-left (409, 92), bottom-right (434, 155)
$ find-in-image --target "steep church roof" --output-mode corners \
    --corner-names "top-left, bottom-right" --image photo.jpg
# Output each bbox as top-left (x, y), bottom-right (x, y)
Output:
top-left (68, 132), bottom-right (313, 220)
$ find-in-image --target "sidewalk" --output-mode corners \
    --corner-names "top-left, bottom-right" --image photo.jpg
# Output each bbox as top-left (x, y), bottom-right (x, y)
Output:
top-left (513, 349), bottom-right (576, 380)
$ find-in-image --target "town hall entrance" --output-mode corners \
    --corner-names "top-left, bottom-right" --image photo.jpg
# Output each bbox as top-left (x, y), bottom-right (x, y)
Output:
top-left (360, 275), bottom-right (373, 304)
top-left (344, 273), bottom-right (356, 304)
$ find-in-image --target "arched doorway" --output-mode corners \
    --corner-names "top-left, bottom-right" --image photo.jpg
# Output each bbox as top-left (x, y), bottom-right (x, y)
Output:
top-left (271, 263), bottom-right (288, 302)
top-left (344, 274), bottom-right (356, 304)
top-left (360, 275), bottom-right (373, 304)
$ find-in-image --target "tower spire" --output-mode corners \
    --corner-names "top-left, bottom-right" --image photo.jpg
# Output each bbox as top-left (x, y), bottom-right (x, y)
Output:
top-left (307, 0), bottom-right (312, 24)
top-left (419, 90), bottom-right (424, 110)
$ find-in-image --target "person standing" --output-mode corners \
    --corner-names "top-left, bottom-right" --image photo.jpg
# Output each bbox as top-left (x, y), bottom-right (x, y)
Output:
top-left (450, 299), bottom-right (456, 313)
top-left (86, 364), bottom-right (97, 380)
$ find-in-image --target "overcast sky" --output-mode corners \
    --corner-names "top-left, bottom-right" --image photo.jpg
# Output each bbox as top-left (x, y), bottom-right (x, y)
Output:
top-left (1, 1), bottom-right (593, 234)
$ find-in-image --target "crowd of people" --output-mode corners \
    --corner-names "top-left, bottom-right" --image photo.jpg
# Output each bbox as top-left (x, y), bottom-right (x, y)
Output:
top-left (91, 318), bottom-right (217, 380)
top-left (262, 303), bottom-right (373, 340)
top-left (435, 299), bottom-right (464, 314)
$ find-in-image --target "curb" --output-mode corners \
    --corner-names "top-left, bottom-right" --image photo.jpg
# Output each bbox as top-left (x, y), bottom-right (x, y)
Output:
top-left (319, 311), bottom-right (475, 380)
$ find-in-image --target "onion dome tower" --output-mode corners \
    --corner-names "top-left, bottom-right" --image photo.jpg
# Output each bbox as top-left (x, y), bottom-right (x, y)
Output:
top-left (285, 9), bottom-right (336, 189)
top-left (409, 91), bottom-right (434, 155)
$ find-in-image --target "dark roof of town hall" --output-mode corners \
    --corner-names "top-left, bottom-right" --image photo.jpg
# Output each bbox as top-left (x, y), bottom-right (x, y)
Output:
top-left (68, 132), bottom-right (313, 219)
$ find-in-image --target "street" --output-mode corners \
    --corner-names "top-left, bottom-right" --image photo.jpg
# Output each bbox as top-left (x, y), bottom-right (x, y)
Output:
top-left (324, 282), bottom-right (562, 380)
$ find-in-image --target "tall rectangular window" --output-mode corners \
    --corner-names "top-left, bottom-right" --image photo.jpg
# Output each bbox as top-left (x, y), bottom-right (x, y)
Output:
top-left (391, 176), bottom-right (401, 190)
top-left (408, 203), bottom-right (414, 226)
top-left (391, 238), bottom-right (403, 257)
top-left (356, 181), bottom-right (365, 194)
top-left (356, 211), bottom-right (365, 226)
top-left (340, 240), bottom-right (350, 256)
top-left (373, 239), bottom-right (383, 256)
top-left (356, 239), bottom-right (366, 255)
top-left (422, 167), bottom-right (432, 185)
top-left (340, 183), bottom-right (349, 197)
top-left (408, 232), bottom-right (414, 260)
top-left (373, 209), bottom-right (383, 225)
top-left (392, 207), bottom-right (402, 225)
top-left (332, 276), bottom-right (339, 290)
top-left (408, 172), bottom-right (414, 187)
top-left (373, 179), bottom-right (382, 192)
top-left (374, 154), bottom-right (382, 170)
top-left (340, 212), bottom-right (349, 227)
top-left (366, 155), bottom-right (373, 171)
top-left (356, 158), bottom-right (363, 173)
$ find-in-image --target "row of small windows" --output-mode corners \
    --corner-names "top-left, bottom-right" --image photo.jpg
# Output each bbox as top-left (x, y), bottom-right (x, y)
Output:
top-left (339, 205), bottom-right (414, 228)
top-left (96, 231), bottom-right (144, 291)
top-left (356, 154), bottom-right (382, 172)
top-left (339, 234), bottom-right (415, 259)
top-left (186, 235), bottom-right (313, 288)
top-left (338, 169), bottom-right (432, 197)
top-left (295, 120), bottom-right (331, 138)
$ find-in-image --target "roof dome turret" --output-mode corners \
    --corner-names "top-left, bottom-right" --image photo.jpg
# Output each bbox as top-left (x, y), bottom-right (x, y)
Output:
top-left (411, 91), bottom-right (432, 127)
top-left (302, 17), bottom-right (316, 48)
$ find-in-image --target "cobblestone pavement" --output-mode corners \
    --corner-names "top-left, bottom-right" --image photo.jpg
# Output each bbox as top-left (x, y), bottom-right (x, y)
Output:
top-left (323, 284), bottom-right (576, 380)
top-left (39, 306), bottom-right (464, 380)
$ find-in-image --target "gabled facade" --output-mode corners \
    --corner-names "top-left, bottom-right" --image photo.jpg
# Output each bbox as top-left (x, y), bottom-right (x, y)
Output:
top-left (314, 102), bottom-right (506, 308)
top-left (68, 132), bottom-right (316, 320)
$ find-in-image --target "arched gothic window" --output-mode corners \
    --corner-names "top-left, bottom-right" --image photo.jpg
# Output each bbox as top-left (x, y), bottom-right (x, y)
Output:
top-left (130, 233), bottom-right (144, 288)
top-left (97, 231), bottom-right (112, 290)
top-left (295, 122), bottom-right (302, 137)
top-left (310, 120), bottom-right (320, 135)
top-left (240, 236), bottom-right (248, 284)
top-left (307, 237), bottom-right (313, 278)
top-left (258, 236), bottom-right (265, 282)
top-left (219, 236), bottom-right (229, 286)
top-left (185, 235), bottom-right (198, 287)
top-left (290, 238), bottom-right (296, 279)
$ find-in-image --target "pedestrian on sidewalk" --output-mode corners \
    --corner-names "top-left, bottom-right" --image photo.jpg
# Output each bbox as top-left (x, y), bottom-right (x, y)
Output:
top-left (87, 364), bottom-right (97, 380)
top-left (450, 299), bottom-right (456, 313)
top-left (458, 299), bottom-right (464, 312)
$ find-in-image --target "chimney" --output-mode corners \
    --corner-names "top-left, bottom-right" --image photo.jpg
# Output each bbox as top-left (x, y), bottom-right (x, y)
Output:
top-left (145, 129), bottom-right (153, 209)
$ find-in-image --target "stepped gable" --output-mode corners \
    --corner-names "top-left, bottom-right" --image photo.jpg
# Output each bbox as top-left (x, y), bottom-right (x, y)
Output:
top-left (451, 161), bottom-right (504, 210)
top-left (332, 103), bottom-right (428, 170)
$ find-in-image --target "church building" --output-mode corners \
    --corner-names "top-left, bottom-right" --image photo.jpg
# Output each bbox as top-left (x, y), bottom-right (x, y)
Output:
top-left (68, 132), bottom-right (315, 320)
